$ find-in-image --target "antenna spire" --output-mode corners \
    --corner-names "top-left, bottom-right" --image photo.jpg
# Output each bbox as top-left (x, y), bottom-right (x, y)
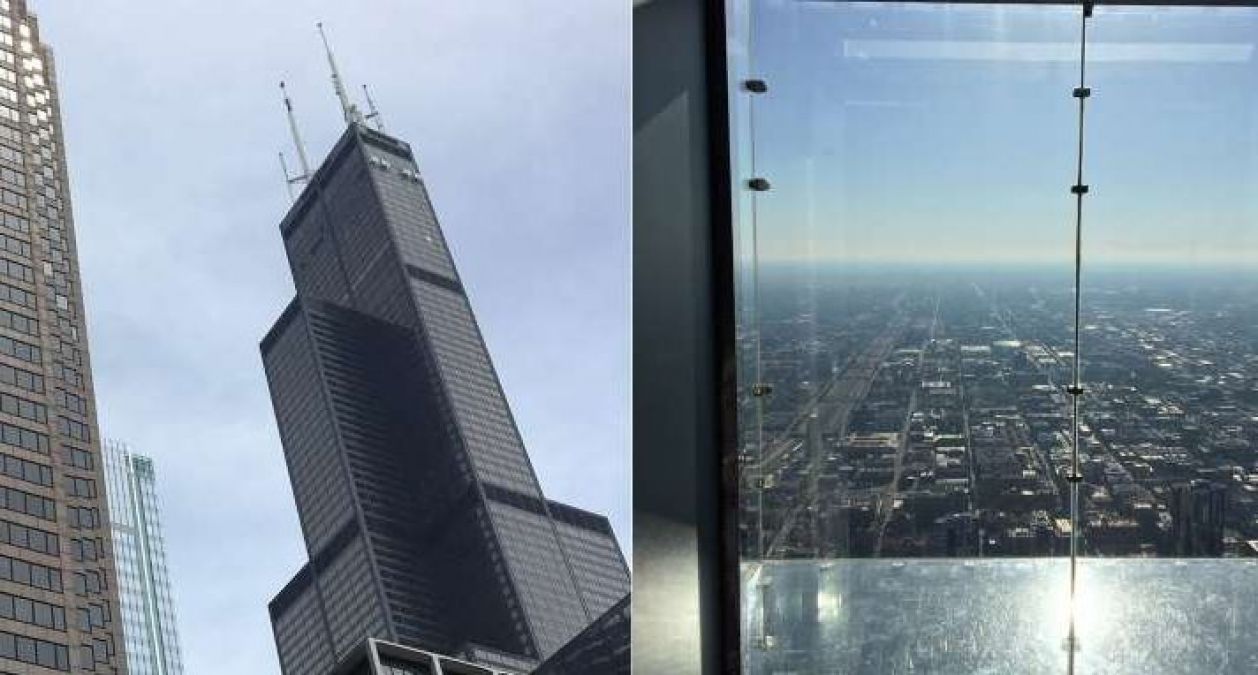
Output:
top-left (317, 22), bottom-right (363, 126)
top-left (278, 152), bottom-right (298, 201)
top-left (362, 84), bottom-right (385, 132)
top-left (280, 81), bottom-right (311, 194)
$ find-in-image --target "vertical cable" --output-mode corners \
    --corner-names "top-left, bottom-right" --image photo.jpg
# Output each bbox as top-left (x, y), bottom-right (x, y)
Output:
top-left (750, 87), bottom-right (765, 560)
top-left (1065, 0), bottom-right (1093, 663)
top-left (742, 1), bottom-right (771, 561)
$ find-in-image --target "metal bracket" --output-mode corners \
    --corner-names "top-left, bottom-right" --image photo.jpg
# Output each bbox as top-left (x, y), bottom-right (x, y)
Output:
top-left (1066, 385), bottom-right (1085, 397)
top-left (748, 177), bottom-right (772, 192)
top-left (1073, 87), bottom-right (1091, 99)
top-left (1071, 184), bottom-right (1089, 195)
top-left (743, 79), bottom-right (768, 94)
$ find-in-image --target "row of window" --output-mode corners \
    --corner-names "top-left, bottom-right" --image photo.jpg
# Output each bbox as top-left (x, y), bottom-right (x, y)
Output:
top-left (0, 123), bottom-right (17, 148)
top-left (53, 388), bottom-right (84, 415)
top-left (70, 537), bottom-right (99, 562)
top-left (77, 601), bottom-right (109, 632)
top-left (0, 367), bottom-right (38, 402)
top-left (0, 279), bottom-right (34, 309)
top-left (0, 588), bottom-right (65, 630)
top-left (0, 450), bottom-right (49, 486)
top-left (0, 551), bottom-right (61, 593)
top-left (0, 389), bottom-right (43, 423)
top-left (80, 637), bottom-right (111, 671)
top-left (72, 568), bottom-right (104, 597)
top-left (53, 363), bottom-right (81, 388)
top-left (0, 483), bottom-right (54, 521)
top-left (64, 475), bottom-right (94, 499)
top-left (0, 186), bottom-right (21, 211)
top-left (63, 446), bottom-right (92, 471)
top-left (0, 256), bottom-right (31, 285)
top-left (0, 629), bottom-right (69, 671)
top-left (67, 506), bottom-right (98, 529)
top-left (0, 517), bottom-right (57, 556)
top-left (0, 420), bottom-right (44, 454)
top-left (0, 306), bottom-right (35, 336)
top-left (0, 165), bottom-right (21, 189)
top-left (0, 143), bottom-right (19, 167)
top-left (0, 230), bottom-right (28, 259)
top-left (56, 416), bottom-right (88, 442)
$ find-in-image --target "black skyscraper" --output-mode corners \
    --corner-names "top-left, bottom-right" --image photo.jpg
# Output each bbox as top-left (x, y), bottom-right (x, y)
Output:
top-left (1169, 480), bottom-right (1226, 557)
top-left (261, 122), bottom-right (629, 674)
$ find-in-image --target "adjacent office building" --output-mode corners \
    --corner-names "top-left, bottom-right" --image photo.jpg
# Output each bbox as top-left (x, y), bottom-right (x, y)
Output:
top-left (261, 97), bottom-right (629, 672)
top-left (103, 441), bottom-right (184, 675)
top-left (0, 1), bottom-right (127, 672)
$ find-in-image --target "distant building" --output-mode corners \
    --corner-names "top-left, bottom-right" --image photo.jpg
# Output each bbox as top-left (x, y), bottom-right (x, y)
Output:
top-left (1169, 480), bottom-right (1226, 556)
top-left (103, 440), bottom-right (185, 674)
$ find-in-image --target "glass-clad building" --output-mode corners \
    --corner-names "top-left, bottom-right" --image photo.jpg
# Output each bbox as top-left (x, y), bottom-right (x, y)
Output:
top-left (103, 440), bottom-right (184, 675)
top-left (634, 0), bottom-right (1258, 672)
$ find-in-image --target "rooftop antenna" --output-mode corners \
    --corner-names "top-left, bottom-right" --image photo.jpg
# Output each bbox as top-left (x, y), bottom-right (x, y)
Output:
top-left (279, 81), bottom-right (311, 196)
top-left (278, 152), bottom-right (296, 201)
top-left (317, 22), bottom-right (363, 126)
top-left (362, 84), bottom-right (385, 132)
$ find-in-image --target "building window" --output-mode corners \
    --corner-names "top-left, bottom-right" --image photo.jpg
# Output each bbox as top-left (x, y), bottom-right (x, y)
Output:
top-left (64, 476), bottom-right (95, 499)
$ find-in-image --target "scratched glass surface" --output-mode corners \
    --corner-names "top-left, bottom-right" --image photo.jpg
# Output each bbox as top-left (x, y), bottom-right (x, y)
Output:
top-left (743, 560), bottom-right (1258, 674)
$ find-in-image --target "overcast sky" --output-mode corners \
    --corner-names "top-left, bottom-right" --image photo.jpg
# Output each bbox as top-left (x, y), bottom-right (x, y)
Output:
top-left (33, 2), bottom-right (628, 673)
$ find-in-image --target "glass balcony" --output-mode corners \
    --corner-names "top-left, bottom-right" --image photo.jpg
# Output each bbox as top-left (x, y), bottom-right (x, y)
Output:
top-left (742, 559), bottom-right (1258, 673)
top-left (728, 0), bottom-right (1258, 671)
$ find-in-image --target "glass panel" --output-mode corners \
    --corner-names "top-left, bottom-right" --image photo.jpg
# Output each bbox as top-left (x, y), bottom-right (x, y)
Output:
top-left (1084, 5), bottom-right (1258, 557)
top-left (734, 0), bottom-right (1080, 563)
top-left (730, 1), bottom-right (1258, 672)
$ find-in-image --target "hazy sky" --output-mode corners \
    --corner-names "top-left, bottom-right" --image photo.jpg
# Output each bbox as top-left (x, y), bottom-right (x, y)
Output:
top-left (740, 2), bottom-right (1258, 265)
top-left (34, 2), bottom-right (628, 673)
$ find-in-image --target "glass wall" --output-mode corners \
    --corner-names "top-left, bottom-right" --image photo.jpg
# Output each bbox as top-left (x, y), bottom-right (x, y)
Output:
top-left (729, 1), bottom-right (1258, 671)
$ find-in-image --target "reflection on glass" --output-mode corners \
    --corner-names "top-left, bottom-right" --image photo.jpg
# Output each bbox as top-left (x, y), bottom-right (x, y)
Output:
top-left (731, 1), bottom-right (1258, 672)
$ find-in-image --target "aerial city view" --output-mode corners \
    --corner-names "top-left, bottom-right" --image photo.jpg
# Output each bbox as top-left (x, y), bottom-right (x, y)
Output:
top-left (740, 265), bottom-right (1258, 560)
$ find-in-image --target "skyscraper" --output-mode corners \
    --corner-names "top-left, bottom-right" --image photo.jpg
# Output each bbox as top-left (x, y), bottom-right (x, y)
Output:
top-left (103, 441), bottom-right (184, 675)
top-left (0, 1), bottom-right (126, 672)
top-left (261, 91), bottom-right (629, 671)
top-left (1169, 479), bottom-right (1227, 557)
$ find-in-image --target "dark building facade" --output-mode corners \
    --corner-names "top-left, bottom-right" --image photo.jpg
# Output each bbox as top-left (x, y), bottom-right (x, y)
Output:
top-left (0, 2), bottom-right (127, 672)
top-left (1169, 480), bottom-right (1226, 557)
top-left (262, 123), bottom-right (629, 674)
top-left (532, 594), bottom-right (629, 675)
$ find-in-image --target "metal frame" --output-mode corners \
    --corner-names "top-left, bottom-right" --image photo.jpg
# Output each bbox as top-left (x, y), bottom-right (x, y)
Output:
top-left (705, 0), bottom-right (1258, 672)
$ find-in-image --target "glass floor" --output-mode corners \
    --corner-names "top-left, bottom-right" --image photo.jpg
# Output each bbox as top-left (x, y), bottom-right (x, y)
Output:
top-left (742, 559), bottom-right (1258, 674)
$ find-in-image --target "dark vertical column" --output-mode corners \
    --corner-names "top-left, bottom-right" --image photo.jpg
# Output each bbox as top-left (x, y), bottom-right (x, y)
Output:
top-left (633, 0), bottom-right (735, 672)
